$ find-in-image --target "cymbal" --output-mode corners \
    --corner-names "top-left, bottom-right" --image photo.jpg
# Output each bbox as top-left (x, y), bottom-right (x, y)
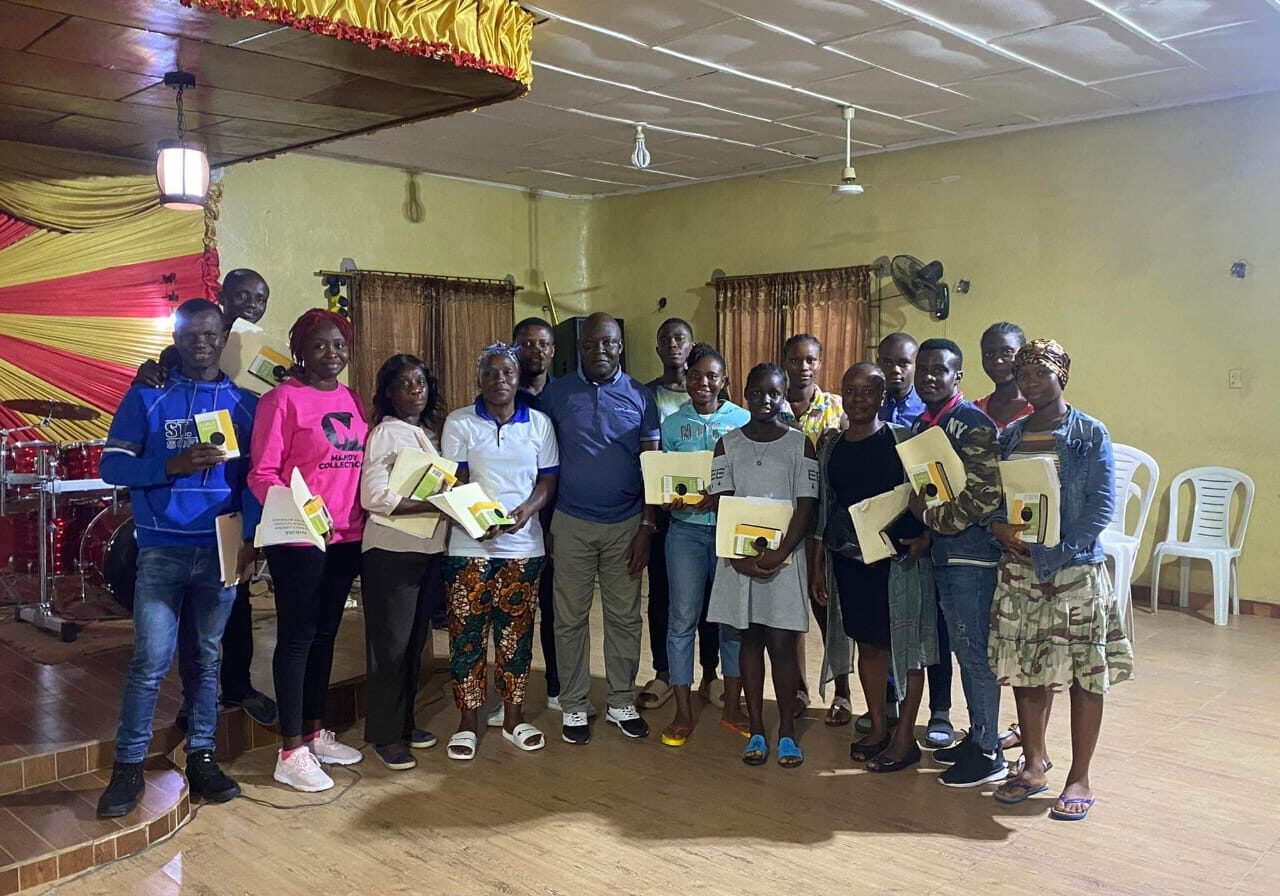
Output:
top-left (3, 398), bottom-right (101, 422)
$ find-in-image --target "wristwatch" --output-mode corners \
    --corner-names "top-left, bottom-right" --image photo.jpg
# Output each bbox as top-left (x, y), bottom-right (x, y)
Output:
top-left (639, 519), bottom-right (657, 531)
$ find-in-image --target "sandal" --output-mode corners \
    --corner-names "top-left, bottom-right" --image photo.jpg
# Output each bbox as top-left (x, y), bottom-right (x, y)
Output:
top-left (777, 736), bottom-right (804, 768)
top-left (993, 777), bottom-right (1049, 805)
top-left (793, 689), bottom-right (811, 720)
top-left (850, 735), bottom-right (891, 763)
top-left (866, 744), bottom-right (922, 773)
top-left (925, 714), bottom-right (955, 749)
top-left (742, 734), bottom-right (768, 766)
top-left (660, 723), bottom-right (694, 747)
top-left (998, 722), bottom-right (1022, 750)
top-left (636, 678), bottom-right (673, 710)
top-left (1049, 794), bottom-right (1095, 821)
top-left (502, 723), bottom-right (545, 752)
top-left (701, 679), bottom-right (725, 709)
top-left (719, 718), bottom-right (751, 738)
top-left (447, 730), bottom-right (478, 761)
top-left (1008, 754), bottom-right (1054, 777)
top-left (824, 696), bottom-right (853, 727)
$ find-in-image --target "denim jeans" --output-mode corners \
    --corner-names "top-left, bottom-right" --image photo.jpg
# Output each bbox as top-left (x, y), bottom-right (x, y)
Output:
top-left (115, 547), bottom-right (235, 764)
top-left (933, 564), bottom-right (1001, 754)
top-left (665, 519), bottom-right (740, 687)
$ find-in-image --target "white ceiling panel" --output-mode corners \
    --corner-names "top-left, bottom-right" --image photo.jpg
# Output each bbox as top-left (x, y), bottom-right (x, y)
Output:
top-left (1100, 0), bottom-right (1276, 40)
top-left (992, 16), bottom-right (1185, 83)
top-left (655, 18), bottom-right (870, 85)
top-left (302, 0), bottom-right (1280, 195)
top-left (1170, 20), bottom-right (1280, 91)
top-left (826, 21), bottom-right (1023, 86)
top-left (527, 0), bottom-right (733, 44)
top-left (809, 66), bottom-right (973, 118)
top-left (698, 0), bottom-right (907, 44)
top-left (530, 20), bottom-right (716, 89)
top-left (655, 72), bottom-right (832, 121)
top-left (948, 68), bottom-right (1135, 118)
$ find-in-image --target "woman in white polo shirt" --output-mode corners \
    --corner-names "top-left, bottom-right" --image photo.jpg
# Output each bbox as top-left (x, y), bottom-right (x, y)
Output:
top-left (440, 343), bottom-right (559, 759)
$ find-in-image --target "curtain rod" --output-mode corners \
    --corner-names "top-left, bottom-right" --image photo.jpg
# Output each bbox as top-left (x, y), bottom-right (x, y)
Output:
top-left (315, 269), bottom-right (522, 290)
top-left (706, 263), bottom-right (870, 286)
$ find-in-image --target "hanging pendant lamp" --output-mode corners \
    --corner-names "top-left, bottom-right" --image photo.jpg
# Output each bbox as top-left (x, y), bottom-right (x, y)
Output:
top-left (156, 71), bottom-right (209, 211)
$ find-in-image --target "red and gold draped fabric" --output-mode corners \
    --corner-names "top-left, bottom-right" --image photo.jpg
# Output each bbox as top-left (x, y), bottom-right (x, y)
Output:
top-left (181, 0), bottom-right (535, 87)
top-left (0, 144), bottom-right (217, 445)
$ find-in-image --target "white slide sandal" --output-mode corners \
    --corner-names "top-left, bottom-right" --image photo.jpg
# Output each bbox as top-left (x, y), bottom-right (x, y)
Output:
top-left (487, 705), bottom-right (504, 728)
top-left (502, 723), bottom-right (546, 752)
top-left (447, 731), bottom-right (478, 761)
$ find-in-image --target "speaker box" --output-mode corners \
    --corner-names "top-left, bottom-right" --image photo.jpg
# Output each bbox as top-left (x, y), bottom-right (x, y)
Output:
top-left (551, 316), bottom-right (627, 378)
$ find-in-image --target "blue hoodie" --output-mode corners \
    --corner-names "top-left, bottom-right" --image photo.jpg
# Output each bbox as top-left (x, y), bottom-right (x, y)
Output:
top-left (101, 370), bottom-right (260, 549)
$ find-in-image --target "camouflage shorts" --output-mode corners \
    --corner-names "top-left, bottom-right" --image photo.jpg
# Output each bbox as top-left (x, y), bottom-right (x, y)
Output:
top-left (989, 558), bottom-right (1133, 695)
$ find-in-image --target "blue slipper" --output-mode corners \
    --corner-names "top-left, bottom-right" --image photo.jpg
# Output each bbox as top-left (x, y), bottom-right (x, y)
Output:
top-left (993, 778), bottom-right (1049, 805)
top-left (742, 734), bottom-right (768, 766)
top-left (777, 736), bottom-right (803, 768)
top-left (1049, 795), bottom-right (1095, 821)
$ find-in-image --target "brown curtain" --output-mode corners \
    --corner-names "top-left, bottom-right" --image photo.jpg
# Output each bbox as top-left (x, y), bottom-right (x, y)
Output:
top-left (349, 272), bottom-right (515, 416)
top-left (716, 266), bottom-right (870, 396)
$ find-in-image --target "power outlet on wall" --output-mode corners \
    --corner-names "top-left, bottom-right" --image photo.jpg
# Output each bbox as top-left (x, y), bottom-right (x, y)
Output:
top-left (1228, 368), bottom-right (1244, 389)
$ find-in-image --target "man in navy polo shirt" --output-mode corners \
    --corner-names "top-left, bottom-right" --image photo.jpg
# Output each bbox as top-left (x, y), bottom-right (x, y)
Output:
top-left (540, 313), bottom-right (660, 745)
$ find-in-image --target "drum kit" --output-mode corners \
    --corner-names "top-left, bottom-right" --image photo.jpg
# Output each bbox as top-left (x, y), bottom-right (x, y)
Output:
top-left (1, 398), bottom-right (135, 642)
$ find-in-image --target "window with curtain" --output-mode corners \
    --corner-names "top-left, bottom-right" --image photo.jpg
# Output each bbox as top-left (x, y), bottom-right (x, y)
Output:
top-left (347, 272), bottom-right (515, 417)
top-left (714, 266), bottom-right (871, 398)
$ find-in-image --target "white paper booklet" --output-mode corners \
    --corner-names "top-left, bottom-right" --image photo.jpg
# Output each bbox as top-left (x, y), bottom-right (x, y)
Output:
top-left (849, 483), bottom-right (913, 564)
top-left (369, 446), bottom-right (453, 539)
top-left (254, 468), bottom-right (333, 550)
top-left (641, 450), bottom-right (713, 506)
top-left (714, 495), bottom-right (794, 563)
top-left (999, 457), bottom-right (1062, 547)
top-left (223, 318), bottom-right (293, 395)
top-left (215, 512), bottom-right (243, 587)
top-left (895, 426), bottom-right (967, 508)
top-left (427, 481), bottom-right (514, 540)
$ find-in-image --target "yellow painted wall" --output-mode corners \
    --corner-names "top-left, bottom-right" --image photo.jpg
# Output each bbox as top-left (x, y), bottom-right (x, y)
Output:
top-left (588, 92), bottom-right (1280, 603)
top-left (217, 153), bottom-right (593, 350)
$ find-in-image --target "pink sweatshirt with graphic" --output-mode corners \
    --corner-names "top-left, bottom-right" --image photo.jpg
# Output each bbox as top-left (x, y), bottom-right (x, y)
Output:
top-left (249, 378), bottom-right (368, 545)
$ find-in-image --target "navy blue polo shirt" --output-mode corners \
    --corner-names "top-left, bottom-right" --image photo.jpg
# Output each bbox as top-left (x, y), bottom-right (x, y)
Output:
top-left (540, 366), bottom-right (660, 524)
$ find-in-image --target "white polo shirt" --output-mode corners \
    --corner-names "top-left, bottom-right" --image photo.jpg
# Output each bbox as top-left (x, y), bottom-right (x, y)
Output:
top-left (440, 398), bottom-right (559, 559)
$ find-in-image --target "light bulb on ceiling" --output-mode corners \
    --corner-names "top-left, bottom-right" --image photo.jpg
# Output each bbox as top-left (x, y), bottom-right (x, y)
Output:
top-left (833, 105), bottom-right (864, 196)
top-left (155, 70), bottom-right (209, 211)
top-left (631, 123), bottom-right (651, 170)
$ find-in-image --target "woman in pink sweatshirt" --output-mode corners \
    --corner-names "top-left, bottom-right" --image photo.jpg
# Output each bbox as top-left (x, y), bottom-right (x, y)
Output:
top-left (249, 309), bottom-right (368, 793)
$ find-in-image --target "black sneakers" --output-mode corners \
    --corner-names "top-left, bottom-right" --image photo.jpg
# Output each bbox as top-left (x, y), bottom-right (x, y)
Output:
top-left (186, 750), bottom-right (241, 803)
top-left (225, 689), bottom-right (278, 728)
top-left (97, 762), bottom-right (145, 818)
top-left (932, 730), bottom-right (972, 765)
top-left (562, 711), bottom-right (591, 745)
top-left (938, 738), bottom-right (1007, 788)
top-left (606, 705), bottom-right (649, 739)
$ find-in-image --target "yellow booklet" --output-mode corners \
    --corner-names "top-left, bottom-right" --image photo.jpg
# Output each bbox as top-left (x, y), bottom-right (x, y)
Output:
top-left (194, 409), bottom-right (240, 459)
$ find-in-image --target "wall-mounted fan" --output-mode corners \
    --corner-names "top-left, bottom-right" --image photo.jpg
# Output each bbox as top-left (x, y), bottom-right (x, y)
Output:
top-left (873, 254), bottom-right (951, 321)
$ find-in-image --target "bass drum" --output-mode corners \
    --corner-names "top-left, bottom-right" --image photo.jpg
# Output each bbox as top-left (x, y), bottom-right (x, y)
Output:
top-left (80, 505), bottom-right (137, 613)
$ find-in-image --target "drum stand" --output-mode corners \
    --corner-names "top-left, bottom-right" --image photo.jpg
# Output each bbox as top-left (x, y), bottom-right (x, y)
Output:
top-left (14, 451), bottom-right (80, 642)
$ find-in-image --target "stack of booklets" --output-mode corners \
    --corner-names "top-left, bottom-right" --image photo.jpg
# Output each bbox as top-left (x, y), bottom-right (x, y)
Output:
top-left (427, 482), bottom-right (514, 539)
top-left (714, 496), bottom-right (794, 563)
top-left (895, 426), bottom-right (966, 508)
top-left (223, 318), bottom-right (293, 395)
top-left (255, 468), bottom-right (334, 550)
top-left (641, 451), bottom-right (713, 505)
top-left (998, 458), bottom-right (1062, 546)
top-left (369, 447), bottom-right (456, 539)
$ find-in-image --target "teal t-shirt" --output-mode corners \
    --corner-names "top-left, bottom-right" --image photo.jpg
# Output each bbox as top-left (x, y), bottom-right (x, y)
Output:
top-left (659, 399), bottom-right (750, 526)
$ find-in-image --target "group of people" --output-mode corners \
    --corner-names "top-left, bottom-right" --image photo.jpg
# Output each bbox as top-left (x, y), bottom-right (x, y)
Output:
top-left (94, 267), bottom-right (1133, 826)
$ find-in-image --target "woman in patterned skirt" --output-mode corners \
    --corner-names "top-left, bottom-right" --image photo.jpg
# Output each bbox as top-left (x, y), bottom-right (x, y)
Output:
top-left (440, 343), bottom-right (559, 760)
top-left (988, 339), bottom-right (1133, 820)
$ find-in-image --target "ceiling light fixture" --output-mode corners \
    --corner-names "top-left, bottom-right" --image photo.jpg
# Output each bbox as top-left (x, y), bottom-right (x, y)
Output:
top-left (156, 70), bottom-right (209, 211)
top-left (834, 106), bottom-right (864, 196)
top-left (631, 124), bottom-right (651, 169)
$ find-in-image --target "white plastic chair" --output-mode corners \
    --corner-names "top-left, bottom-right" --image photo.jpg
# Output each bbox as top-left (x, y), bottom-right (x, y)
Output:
top-left (1099, 444), bottom-right (1160, 631)
top-left (1151, 467), bottom-right (1255, 626)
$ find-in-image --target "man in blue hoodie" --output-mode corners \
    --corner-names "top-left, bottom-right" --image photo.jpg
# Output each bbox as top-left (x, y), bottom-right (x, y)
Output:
top-left (97, 298), bottom-right (259, 818)
top-left (906, 338), bottom-right (1006, 790)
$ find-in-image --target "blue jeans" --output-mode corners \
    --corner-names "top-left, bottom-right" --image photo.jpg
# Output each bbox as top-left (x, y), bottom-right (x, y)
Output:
top-left (933, 564), bottom-right (1001, 754)
top-left (115, 547), bottom-right (235, 763)
top-left (665, 519), bottom-right (740, 687)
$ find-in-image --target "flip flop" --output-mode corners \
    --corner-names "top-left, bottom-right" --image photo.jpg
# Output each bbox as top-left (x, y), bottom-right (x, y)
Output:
top-left (850, 735), bottom-right (891, 763)
top-left (719, 718), bottom-right (751, 738)
top-left (925, 715), bottom-right (955, 749)
top-left (866, 744), bottom-right (922, 773)
top-left (994, 778), bottom-right (1049, 805)
top-left (824, 696), bottom-right (853, 727)
top-left (1049, 795), bottom-right (1095, 821)
top-left (742, 734), bottom-right (768, 766)
top-left (660, 724), bottom-right (694, 747)
top-left (447, 731), bottom-right (478, 761)
top-left (999, 723), bottom-right (1022, 750)
top-left (777, 736), bottom-right (804, 768)
top-left (636, 679), bottom-right (673, 710)
top-left (502, 723), bottom-right (545, 752)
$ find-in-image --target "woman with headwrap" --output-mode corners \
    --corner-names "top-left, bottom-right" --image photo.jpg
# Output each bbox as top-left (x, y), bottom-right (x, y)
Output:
top-left (439, 343), bottom-right (560, 759)
top-left (359, 354), bottom-right (449, 771)
top-left (987, 339), bottom-right (1133, 820)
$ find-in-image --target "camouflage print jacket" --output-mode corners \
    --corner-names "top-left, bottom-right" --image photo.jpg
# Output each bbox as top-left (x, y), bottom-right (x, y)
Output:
top-left (912, 401), bottom-right (1003, 567)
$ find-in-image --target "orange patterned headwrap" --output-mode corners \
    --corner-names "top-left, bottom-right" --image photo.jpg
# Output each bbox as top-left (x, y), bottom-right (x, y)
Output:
top-left (1013, 339), bottom-right (1070, 388)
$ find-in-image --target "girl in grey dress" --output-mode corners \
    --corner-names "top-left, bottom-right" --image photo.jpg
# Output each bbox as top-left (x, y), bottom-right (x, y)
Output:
top-left (707, 364), bottom-right (819, 768)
